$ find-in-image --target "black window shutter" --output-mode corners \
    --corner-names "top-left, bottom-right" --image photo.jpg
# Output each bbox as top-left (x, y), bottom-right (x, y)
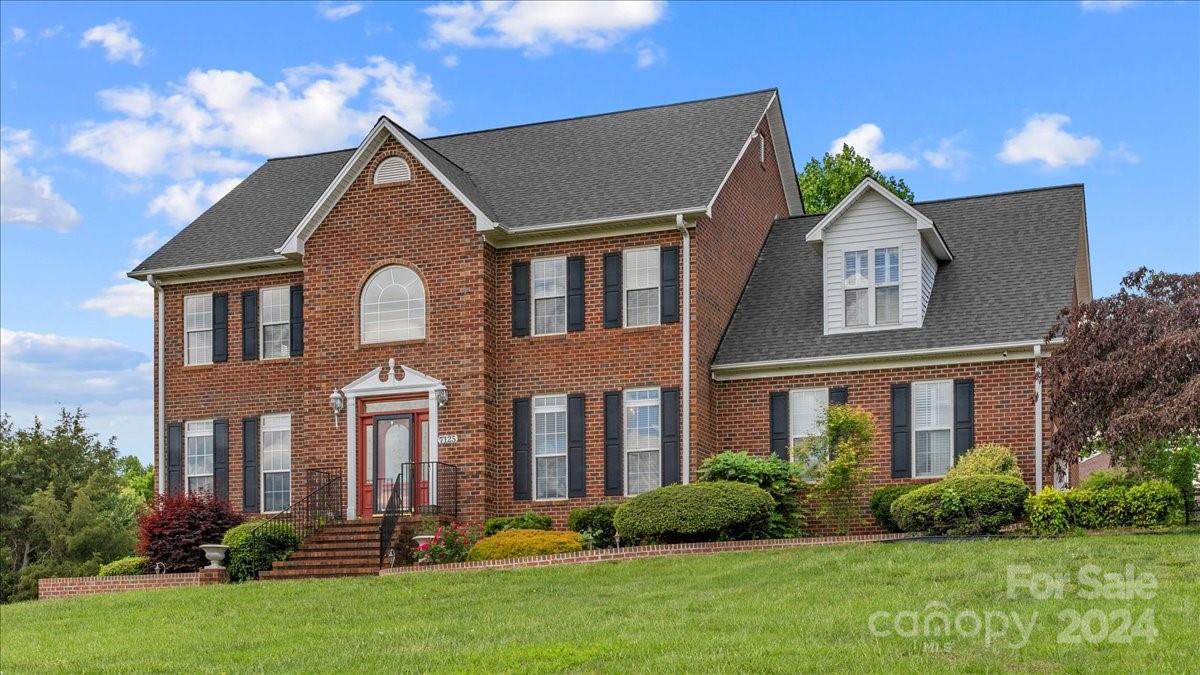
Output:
top-left (953, 379), bottom-right (975, 462)
top-left (213, 419), bottom-right (229, 501)
top-left (289, 284), bottom-right (304, 356)
top-left (567, 393), bottom-right (586, 497)
top-left (769, 392), bottom-right (789, 460)
top-left (241, 290), bottom-right (259, 361)
top-left (661, 388), bottom-right (681, 485)
top-left (167, 422), bottom-right (183, 496)
top-left (512, 261), bottom-right (530, 337)
top-left (660, 246), bottom-right (680, 324)
top-left (603, 252), bottom-right (622, 328)
top-left (567, 256), bottom-right (585, 332)
top-left (212, 293), bottom-right (228, 363)
top-left (242, 417), bottom-right (260, 512)
top-left (512, 398), bottom-right (532, 500)
top-left (603, 391), bottom-right (623, 495)
top-left (829, 386), bottom-right (849, 405)
top-left (891, 384), bottom-right (912, 478)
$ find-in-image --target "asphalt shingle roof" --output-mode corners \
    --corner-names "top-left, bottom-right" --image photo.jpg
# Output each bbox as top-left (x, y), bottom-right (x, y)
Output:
top-left (713, 185), bottom-right (1086, 366)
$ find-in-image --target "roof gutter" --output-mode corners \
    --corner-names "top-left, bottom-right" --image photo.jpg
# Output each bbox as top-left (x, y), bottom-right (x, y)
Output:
top-left (675, 214), bottom-right (692, 483)
top-left (147, 274), bottom-right (165, 494)
top-left (127, 255), bottom-right (297, 282)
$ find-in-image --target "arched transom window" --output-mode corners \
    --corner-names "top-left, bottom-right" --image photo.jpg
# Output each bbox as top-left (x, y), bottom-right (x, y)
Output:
top-left (361, 265), bottom-right (426, 343)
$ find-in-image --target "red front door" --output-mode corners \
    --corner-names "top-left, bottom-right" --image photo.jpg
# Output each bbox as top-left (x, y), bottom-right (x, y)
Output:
top-left (357, 398), bottom-right (428, 519)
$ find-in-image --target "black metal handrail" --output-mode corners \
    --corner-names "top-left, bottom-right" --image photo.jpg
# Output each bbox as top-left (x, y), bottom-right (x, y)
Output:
top-left (249, 468), bottom-right (343, 569)
top-left (378, 461), bottom-right (459, 566)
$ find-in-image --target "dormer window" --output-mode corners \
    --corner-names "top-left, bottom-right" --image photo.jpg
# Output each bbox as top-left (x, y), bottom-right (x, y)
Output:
top-left (843, 250), bottom-right (869, 327)
top-left (874, 247), bottom-right (900, 325)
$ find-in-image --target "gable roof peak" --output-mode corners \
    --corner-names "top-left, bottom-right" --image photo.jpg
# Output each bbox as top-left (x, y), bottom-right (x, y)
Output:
top-left (805, 176), bottom-right (952, 261)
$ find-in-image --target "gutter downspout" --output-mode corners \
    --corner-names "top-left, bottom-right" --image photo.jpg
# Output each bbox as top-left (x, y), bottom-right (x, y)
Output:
top-left (1033, 344), bottom-right (1044, 493)
top-left (148, 274), bottom-right (166, 494)
top-left (676, 214), bottom-right (692, 483)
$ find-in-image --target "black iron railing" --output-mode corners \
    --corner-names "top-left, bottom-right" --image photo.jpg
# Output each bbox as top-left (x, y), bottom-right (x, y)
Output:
top-left (378, 461), bottom-right (459, 566)
top-left (250, 468), bottom-right (343, 562)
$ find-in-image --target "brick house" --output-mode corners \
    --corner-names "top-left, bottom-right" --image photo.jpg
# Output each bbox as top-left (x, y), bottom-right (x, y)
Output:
top-left (129, 89), bottom-right (1091, 551)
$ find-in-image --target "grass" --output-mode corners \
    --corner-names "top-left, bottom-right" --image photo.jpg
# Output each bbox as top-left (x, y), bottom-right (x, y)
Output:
top-left (2, 531), bottom-right (1198, 673)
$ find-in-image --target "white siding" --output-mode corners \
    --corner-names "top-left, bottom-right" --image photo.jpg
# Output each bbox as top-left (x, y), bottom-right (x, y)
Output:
top-left (920, 240), bottom-right (937, 324)
top-left (822, 191), bottom-right (923, 335)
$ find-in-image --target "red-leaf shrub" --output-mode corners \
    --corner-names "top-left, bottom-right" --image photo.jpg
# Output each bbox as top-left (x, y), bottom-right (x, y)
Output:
top-left (138, 493), bottom-right (242, 572)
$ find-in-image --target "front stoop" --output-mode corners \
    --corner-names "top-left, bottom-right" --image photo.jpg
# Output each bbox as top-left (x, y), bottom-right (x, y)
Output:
top-left (259, 520), bottom-right (382, 580)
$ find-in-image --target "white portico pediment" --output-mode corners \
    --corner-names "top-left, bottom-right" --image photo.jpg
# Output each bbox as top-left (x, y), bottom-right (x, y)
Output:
top-left (342, 359), bottom-right (446, 399)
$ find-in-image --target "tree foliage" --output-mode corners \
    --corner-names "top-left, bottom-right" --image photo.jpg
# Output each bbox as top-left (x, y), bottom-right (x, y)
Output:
top-left (798, 144), bottom-right (915, 214)
top-left (1044, 268), bottom-right (1200, 468)
top-left (798, 405), bottom-right (877, 535)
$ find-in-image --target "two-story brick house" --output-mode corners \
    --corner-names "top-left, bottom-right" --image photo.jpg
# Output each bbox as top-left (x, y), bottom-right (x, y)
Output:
top-left (129, 89), bottom-right (1090, 554)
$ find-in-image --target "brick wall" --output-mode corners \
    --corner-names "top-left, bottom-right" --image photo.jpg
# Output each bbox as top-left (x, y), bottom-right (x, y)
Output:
top-left (37, 569), bottom-right (226, 600)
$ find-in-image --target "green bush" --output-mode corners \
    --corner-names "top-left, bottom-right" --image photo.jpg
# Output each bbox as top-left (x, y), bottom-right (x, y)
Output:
top-left (869, 484), bottom-right (922, 533)
top-left (890, 474), bottom-right (1029, 535)
top-left (483, 511), bottom-right (553, 537)
top-left (567, 504), bottom-right (619, 549)
top-left (697, 451), bottom-right (806, 537)
top-left (797, 405), bottom-right (876, 535)
top-left (1078, 468), bottom-right (1137, 492)
top-left (1124, 480), bottom-right (1183, 528)
top-left (1064, 486), bottom-right (1129, 529)
top-left (1026, 488), bottom-right (1072, 536)
top-left (97, 555), bottom-right (149, 577)
top-left (946, 444), bottom-right (1022, 480)
top-left (222, 522), bottom-right (300, 582)
top-left (466, 529), bottom-right (584, 561)
top-left (613, 481), bottom-right (774, 544)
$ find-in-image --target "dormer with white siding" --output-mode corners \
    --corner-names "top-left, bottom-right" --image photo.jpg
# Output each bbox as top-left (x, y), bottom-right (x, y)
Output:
top-left (805, 177), bottom-right (952, 335)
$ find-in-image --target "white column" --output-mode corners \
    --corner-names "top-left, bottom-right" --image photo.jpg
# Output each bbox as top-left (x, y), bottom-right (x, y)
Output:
top-left (345, 394), bottom-right (357, 519)
top-left (428, 388), bottom-right (441, 506)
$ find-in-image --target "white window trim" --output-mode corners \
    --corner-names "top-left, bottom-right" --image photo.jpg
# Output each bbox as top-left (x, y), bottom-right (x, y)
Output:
top-left (623, 387), bottom-right (662, 497)
top-left (912, 379), bottom-right (954, 479)
top-left (531, 394), bottom-right (568, 501)
top-left (184, 419), bottom-right (214, 494)
top-left (873, 247), bottom-right (901, 326)
top-left (260, 286), bottom-right (290, 361)
top-left (788, 387), bottom-right (829, 463)
top-left (183, 293), bottom-right (213, 366)
top-left (260, 413), bottom-right (292, 514)
top-left (623, 246), bottom-right (661, 328)
top-left (843, 247), bottom-right (901, 329)
top-left (360, 265), bottom-right (426, 344)
top-left (530, 256), bottom-right (568, 337)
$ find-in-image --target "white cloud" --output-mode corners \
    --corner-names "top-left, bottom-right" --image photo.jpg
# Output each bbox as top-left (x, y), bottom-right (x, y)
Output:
top-left (11, 27), bottom-right (27, 42)
top-left (830, 123), bottom-right (917, 172)
top-left (318, 1), bottom-right (364, 20)
top-left (80, 19), bottom-right (144, 65)
top-left (132, 230), bottom-right (165, 254)
top-left (147, 177), bottom-right (241, 224)
top-left (442, 53), bottom-right (459, 67)
top-left (1109, 142), bottom-right (1140, 164)
top-left (923, 132), bottom-right (971, 176)
top-left (1079, 1), bottom-right (1139, 12)
top-left (0, 128), bottom-right (82, 231)
top-left (40, 25), bottom-right (64, 39)
top-left (424, 0), bottom-right (666, 55)
top-left (997, 113), bottom-right (1102, 168)
top-left (634, 39), bottom-right (665, 68)
top-left (80, 281), bottom-right (153, 318)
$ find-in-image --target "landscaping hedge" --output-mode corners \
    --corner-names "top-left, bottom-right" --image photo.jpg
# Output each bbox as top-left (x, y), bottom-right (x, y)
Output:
top-left (567, 504), bottom-right (619, 549)
top-left (697, 451), bottom-right (806, 537)
top-left (1064, 486), bottom-right (1129, 529)
top-left (613, 481), bottom-right (774, 544)
top-left (945, 444), bottom-right (1022, 480)
top-left (466, 529), bottom-right (584, 561)
top-left (97, 555), bottom-right (149, 577)
top-left (483, 511), bottom-right (552, 537)
top-left (1026, 488), bottom-right (1071, 536)
top-left (869, 484), bottom-right (922, 533)
top-left (1125, 480), bottom-right (1184, 527)
top-left (222, 522), bottom-right (300, 581)
top-left (890, 474), bottom-right (1029, 535)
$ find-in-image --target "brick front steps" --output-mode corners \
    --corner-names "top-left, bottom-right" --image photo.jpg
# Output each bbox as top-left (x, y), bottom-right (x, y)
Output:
top-left (259, 520), bottom-right (382, 580)
top-left (379, 532), bottom-right (915, 576)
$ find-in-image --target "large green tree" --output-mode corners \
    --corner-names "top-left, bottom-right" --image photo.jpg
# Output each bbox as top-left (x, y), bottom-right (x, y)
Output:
top-left (798, 144), bottom-right (915, 214)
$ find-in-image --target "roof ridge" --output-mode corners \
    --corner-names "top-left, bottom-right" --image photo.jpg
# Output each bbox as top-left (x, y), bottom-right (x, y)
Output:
top-left (780, 183), bottom-right (1086, 221)
top-left (267, 148), bottom-right (356, 162)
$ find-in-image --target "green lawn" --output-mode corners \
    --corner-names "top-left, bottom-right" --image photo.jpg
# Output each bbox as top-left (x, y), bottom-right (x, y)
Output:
top-left (3, 532), bottom-right (1198, 673)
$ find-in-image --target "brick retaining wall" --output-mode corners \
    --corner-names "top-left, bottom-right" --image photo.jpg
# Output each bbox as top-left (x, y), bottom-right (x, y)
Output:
top-left (37, 568), bottom-right (227, 600)
top-left (380, 532), bottom-right (913, 575)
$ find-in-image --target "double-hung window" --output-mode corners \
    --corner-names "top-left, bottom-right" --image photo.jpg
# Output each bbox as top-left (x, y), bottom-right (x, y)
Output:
top-left (260, 286), bottom-right (290, 360)
top-left (623, 247), bottom-right (660, 327)
top-left (184, 294), bottom-right (213, 365)
top-left (185, 420), bottom-right (214, 494)
top-left (532, 395), bottom-right (568, 500)
top-left (913, 380), bottom-right (953, 478)
top-left (789, 388), bottom-right (828, 467)
top-left (531, 257), bottom-right (567, 336)
top-left (843, 250), bottom-right (869, 327)
top-left (874, 247), bottom-right (900, 325)
top-left (261, 413), bottom-right (292, 512)
top-left (624, 388), bottom-right (661, 495)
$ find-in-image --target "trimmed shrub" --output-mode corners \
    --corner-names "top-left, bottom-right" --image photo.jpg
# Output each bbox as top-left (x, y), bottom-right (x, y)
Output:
top-left (1026, 488), bottom-right (1072, 536)
top-left (222, 522), bottom-right (300, 581)
top-left (698, 451), bottom-right (807, 537)
top-left (1065, 487), bottom-right (1129, 529)
top-left (483, 511), bottom-right (553, 537)
top-left (890, 474), bottom-right (1029, 535)
top-left (567, 504), bottom-right (619, 549)
top-left (1125, 480), bottom-right (1184, 528)
top-left (1078, 468), bottom-right (1137, 492)
top-left (613, 481), bottom-right (774, 544)
top-left (466, 529), bottom-right (584, 561)
top-left (946, 444), bottom-right (1022, 480)
top-left (869, 484), bottom-right (922, 533)
top-left (138, 493), bottom-right (242, 572)
top-left (97, 555), bottom-right (149, 577)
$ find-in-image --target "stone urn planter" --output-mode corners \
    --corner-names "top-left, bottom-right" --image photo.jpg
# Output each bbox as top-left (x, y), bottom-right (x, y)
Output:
top-left (413, 534), bottom-right (436, 548)
top-left (199, 544), bottom-right (229, 569)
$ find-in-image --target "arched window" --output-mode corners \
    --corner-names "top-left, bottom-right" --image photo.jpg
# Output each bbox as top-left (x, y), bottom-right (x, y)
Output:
top-left (361, 266), bottom-right (425, 343)
top-left (373, 157), bottom-right (411, 185)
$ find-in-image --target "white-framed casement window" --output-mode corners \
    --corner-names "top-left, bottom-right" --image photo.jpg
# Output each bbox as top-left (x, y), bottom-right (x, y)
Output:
top-left (184, 294), bottom-right (213, 365)
top-left (185, 420), bottom-right (214, 494)
top-left (789, 387), bottom-right (829, 466)
top-left (260, 413), bottom-right (292, 513)
top-left (843, 250), bottom-right (869, 327)
top-left (531, 257), bottom-right (567, 336)
top-left (532, 395), bottom-right (568, 500)
top-left (361, 265), bottom-right (426, 343)
top-left (260, 286), bottom-right (290, 360)
top-left (913, 380), bottom-right (954, 478)
top-left (623, 247), bottom-right (660, 328)
top-left (624, 387), bottom-right (661, 495)
top-left (874, 247), bottom-right (900, 325)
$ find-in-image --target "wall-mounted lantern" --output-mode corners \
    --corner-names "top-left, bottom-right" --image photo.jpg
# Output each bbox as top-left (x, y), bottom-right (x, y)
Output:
top-left (329, 389), bottom-right (346, 427)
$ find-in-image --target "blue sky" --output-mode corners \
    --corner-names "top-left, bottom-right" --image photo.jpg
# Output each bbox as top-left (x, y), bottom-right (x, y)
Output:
top-left (1, 0), bottom-right (1197, 461)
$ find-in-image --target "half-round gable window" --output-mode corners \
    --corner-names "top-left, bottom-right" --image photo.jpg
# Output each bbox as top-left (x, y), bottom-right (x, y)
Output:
top-left (361, 265), bottom-right (425, 343)
top-left (373, 157), bottom-right (412, 185)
